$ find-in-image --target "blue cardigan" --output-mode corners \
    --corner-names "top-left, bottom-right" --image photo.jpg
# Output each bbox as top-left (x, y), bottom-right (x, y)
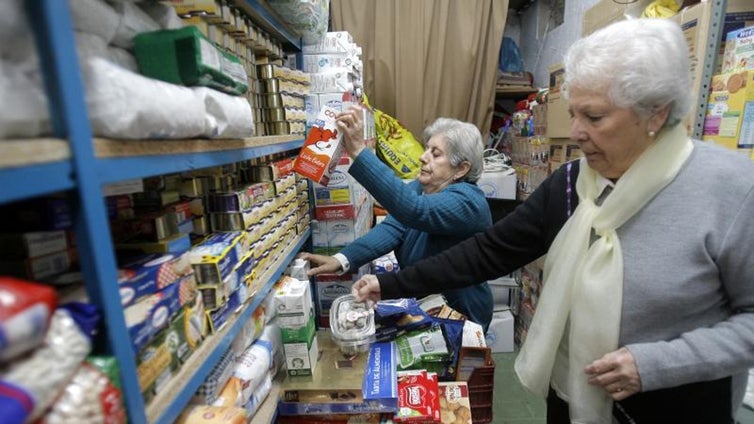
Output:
top-left (340, 150), bottom-right (493, 329)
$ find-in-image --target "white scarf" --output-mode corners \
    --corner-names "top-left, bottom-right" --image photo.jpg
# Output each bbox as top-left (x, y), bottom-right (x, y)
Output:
top-left (514, 124), bottom-right (692, 423)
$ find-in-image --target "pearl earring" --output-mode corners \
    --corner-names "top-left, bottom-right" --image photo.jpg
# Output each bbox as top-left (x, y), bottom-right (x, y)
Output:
top-left (648, 130), bottom-right (656, 137)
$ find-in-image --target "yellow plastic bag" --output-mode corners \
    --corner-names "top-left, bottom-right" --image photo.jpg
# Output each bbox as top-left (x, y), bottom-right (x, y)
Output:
top-left (373, 108), bottom-right (424, 179)
top-left (642, 0), bottom-right (680, 18)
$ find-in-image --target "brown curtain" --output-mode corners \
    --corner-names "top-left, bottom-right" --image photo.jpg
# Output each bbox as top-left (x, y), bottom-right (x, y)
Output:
top-left (330, 0), bottom-right (508, 140)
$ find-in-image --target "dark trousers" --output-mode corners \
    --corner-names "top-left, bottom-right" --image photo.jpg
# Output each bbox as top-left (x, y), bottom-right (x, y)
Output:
top-left (546, 376), bottom-right (733, 424)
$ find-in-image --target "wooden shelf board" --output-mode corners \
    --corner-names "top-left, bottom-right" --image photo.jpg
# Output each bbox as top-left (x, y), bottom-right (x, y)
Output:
top-left (94, 135), bottom-right (301, 158)
top-left (0, 138), bottom-right (70, 168)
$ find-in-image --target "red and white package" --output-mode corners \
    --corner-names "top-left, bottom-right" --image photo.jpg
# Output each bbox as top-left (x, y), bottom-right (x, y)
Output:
top-left (0, 276), bottom-right (57, 361)
top-left (394, 370), bottom-right (441, 423)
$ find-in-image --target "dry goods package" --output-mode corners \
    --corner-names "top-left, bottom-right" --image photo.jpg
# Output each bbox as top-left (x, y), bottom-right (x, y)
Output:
top-left (0, 276), bottom-right (57, 361)
top-left (0, 303), bottom-right (99, 424)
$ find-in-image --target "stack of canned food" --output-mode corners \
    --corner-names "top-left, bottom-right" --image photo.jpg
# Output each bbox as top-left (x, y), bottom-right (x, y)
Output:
top-left (254, 64), bottom-right (310, 136)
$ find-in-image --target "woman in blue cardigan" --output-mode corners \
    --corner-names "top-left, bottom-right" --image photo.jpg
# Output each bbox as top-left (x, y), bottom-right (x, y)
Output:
top-left (300, 112), bottom-right (494, 330)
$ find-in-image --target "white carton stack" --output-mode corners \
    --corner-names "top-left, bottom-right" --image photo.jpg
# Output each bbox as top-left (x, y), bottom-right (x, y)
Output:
top-left (303, 31), bottom-right (364, 126)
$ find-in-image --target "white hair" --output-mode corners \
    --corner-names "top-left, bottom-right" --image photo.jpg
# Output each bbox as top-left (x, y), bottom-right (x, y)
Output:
top-left (423, 118), bottom-right (485, 183)
top-left (563, 18), bottom-right (692, 128)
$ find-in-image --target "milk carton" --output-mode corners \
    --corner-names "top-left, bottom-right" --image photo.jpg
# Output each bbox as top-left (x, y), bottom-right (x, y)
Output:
top-left (293, 105), bottom-right (344, 186)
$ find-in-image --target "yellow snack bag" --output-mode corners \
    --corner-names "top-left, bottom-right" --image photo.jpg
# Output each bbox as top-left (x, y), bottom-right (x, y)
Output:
top-left (372, 107), bottom-right (424, 179)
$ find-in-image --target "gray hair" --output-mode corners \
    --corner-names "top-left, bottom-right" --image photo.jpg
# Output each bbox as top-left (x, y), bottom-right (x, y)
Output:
top-left (423, 118), bottom-right (485, 183)
top-left (563, 18), bottom-right (692, 129)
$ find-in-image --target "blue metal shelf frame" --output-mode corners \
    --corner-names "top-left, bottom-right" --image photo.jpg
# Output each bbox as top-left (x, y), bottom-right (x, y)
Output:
top-left (153, 230), bottom-right (311, 424)
top-left (96, 138), bottom-right (304, 183)
top-left (26, 0), bottom-right (147, 420)
top-left (23, 1), bottom-right (307, 423)
top-left (0, 161), bottom-right (74, 204)
top-left (238, 0), bottom-right (302, 50)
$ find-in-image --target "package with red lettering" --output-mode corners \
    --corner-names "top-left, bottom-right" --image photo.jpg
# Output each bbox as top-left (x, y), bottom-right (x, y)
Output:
top-left (394, 370), bottom-right (440, 423)
top-left (293, 105), bottom-right (344, 186)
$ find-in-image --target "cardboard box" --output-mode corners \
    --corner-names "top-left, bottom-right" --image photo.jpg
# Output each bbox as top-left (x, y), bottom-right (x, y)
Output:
top-left (282, 320), bottom-right (319, 377)
top-left (703, 70), bottom-right (754, 152)
top-left (484, 309), bottom-right (515, 353)
top-left (476, 168), bottom-right (517, 200)
top-left (582, 0), bottom-right (653, 36)
top-left (671, 0), bottom-right (754, 127)
top-left (722, 25), bottom-right (754, 73)
top-left (546, 63), bottom-right (571, 139)
top-left (274, 276), bottom-right (314, 329)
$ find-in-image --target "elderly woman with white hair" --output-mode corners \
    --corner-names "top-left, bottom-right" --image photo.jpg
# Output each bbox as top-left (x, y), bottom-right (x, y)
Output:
top-left (352, 18), bottom-right (754, 423)
top-left (300, 114), bottom-right (494, 331)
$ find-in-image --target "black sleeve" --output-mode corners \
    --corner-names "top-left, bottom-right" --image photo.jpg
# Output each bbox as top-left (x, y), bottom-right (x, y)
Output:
top-left (377, 161), bottom-right (578, 299)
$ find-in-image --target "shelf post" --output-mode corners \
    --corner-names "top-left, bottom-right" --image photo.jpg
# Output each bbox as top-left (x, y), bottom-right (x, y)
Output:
top-left (25, 1), bottom-right (147, 422)
top-left (692, 0), bottom-right (728, 139)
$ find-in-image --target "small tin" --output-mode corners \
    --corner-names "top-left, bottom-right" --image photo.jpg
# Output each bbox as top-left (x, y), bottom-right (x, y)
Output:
top-left (266, 121), bottom-right (290, 135)
top-left (265, 107), bottom-right (286, 121)
top-left (263, 78), bottom-right (280, 93)
top-left (262, 93), bottom-right (282, 108)
top-left (258, 63), bottom-right (274, 79)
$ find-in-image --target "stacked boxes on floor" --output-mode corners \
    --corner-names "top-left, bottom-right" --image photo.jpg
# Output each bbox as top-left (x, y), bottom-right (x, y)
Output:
top-left (308, 154), bottom-right (374, 327)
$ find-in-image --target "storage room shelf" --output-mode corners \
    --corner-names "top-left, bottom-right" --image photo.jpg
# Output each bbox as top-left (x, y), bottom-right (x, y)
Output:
top-left (14, 1), bottom-right (311, 423)
top-left (147, 228), bottom-right (310, 424)
top-left (235, 0), bottom-right (301, 50)
top-left (93, 135), bottom-right (304, 182)
top-left (0, 138), bottom-right (74, 203)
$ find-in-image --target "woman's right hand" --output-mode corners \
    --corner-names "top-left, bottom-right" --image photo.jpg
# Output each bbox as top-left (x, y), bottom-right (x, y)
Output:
top-left (297, 252), bottom-right (342, 276)
top-left (335, 105), bottom-right (366, 159)
top-left (351, 274), bottom-right (382, 305)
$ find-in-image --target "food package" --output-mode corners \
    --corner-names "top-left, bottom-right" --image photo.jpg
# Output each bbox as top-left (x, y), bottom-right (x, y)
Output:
top-left (0, 276), bottom-right (57, 361)
top-left (40, 356), bottom-right (127, 424)
top-left (293, 105), bottom-right (344, 186)
top-left (0, 303), bottom-right (99, 424)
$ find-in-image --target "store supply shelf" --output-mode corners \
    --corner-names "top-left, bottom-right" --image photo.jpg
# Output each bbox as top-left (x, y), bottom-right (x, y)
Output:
top-left (147, 228), bottom-right (311, 424)
top-left (256, 373), bottom-right (284, 423)
top-left (93, 135), bottom-right (304, 183)
top-left (495, 87), bottom-right (538, 97)
top-left (235, 0), bottom-right (301, 50)
top-left (0, 138), bottom-right (74, 203)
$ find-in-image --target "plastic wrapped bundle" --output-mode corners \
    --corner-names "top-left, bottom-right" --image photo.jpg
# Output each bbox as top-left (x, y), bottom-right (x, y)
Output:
top-left (267, 0), bottom-right (330, 44)
top-left (82, 57), bottom-right (207, 139)
top-left (0, 303), bottom-right (100, 424)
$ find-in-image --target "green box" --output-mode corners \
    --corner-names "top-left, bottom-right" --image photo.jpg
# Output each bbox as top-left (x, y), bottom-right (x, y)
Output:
top-left (134, 26), bottom-right (248, 95)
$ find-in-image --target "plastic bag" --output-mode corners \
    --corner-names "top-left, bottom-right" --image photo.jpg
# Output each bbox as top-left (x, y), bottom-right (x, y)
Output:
top-left (373, 108), bottom-right (423, 179)
top-left (499, 37), bottom-right (524, 73)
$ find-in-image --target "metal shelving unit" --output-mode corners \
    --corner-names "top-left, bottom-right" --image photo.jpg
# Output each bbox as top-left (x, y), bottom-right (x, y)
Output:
top-left (13, 1), bottom-right (306, 423)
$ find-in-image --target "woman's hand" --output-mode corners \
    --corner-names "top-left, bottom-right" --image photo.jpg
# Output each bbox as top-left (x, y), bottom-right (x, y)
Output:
top-left (351, 274), bottom-right (382, 305)
top-left (297, 252), bottom-right (342, 276)
top-left (336, 105), bottom-right (366, 159)
top-left (584, 347), bottom-right (642, 401)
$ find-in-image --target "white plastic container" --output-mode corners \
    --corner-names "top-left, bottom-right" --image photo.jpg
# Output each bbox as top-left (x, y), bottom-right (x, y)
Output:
top-left (329, 294), bottom-right (375, 355)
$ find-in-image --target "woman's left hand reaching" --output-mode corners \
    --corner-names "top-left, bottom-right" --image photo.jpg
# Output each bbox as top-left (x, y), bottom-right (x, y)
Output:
top-left (584, 347), bottom-right (642, 401)
top-left (336, 106), bottom-right (366, 159)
